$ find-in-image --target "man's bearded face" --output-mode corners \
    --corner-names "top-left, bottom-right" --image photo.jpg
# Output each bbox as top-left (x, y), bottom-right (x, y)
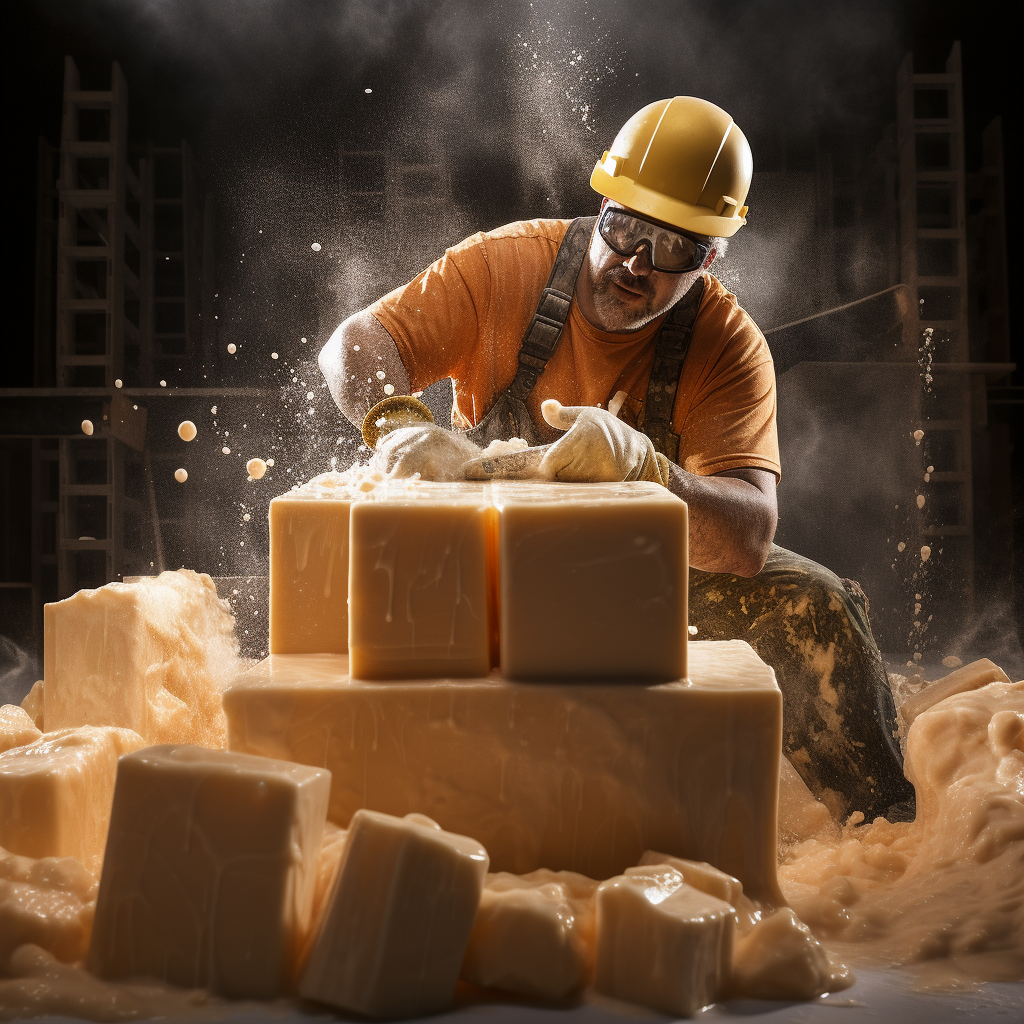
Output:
top-left (584, 204), bottom-right (709, 333)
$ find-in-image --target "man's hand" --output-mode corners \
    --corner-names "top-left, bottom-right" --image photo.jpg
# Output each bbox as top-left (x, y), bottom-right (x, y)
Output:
top-left (538, 399), bottom-right (670, 486)
top-left (370, 424), bottom-right (480, 481)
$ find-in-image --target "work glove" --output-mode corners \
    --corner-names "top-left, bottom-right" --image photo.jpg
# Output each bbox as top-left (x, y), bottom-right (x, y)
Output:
top-left (538, 399), bottom-right (672, 486)
top-left (370, 423), bottom-right (481, 482)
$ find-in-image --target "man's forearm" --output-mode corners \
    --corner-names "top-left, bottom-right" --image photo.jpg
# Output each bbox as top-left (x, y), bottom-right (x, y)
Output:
top-left (319, 310), bottom-right (412, 429)
top-left (665, 463), bottom-right (777, 577)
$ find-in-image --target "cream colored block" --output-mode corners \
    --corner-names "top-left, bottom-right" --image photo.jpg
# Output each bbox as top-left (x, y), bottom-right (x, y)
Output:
top-left (300, 809), bottom-right (488, 1018)
top-left (0, 726), bottom-right (144, 873)
top-left (461, 869), bottom-right (598, 999)
top-left (0, 704), bottom-right (42, 754)
top-left (270, 474), bottom-right (361, 654)
top-left (88, 745), bottom-right (330, 999)
top-left (348, 486), bottom-right (492, 679)
top-left (43, 569), bottom-right (239, 747)
top-left (636, 851), bottom-right (744, 907)
top-left (21, 680), bottom-right (45, 730)
top-left (595, 866), bottom-right (736, 1016)
top-left (0, 847), bottom-right (97, 965)
top-left (224, 640), bottom-right (784, 903)
top-left (492, 481), bottom-right (687, 681)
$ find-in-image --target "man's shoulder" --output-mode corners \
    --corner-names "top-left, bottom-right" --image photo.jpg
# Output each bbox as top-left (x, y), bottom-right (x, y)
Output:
top-left (697, 274), bottom-right (770, 352)
top-left (450, 218), bottom-right (572, 257)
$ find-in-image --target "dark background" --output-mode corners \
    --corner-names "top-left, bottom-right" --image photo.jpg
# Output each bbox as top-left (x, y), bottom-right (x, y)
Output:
top-left (4, 0), bottom-right (1021, 675)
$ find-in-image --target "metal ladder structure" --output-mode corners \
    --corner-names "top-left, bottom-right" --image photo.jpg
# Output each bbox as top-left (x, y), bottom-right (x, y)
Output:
top-left (896, 42), bottom-right (975, 611)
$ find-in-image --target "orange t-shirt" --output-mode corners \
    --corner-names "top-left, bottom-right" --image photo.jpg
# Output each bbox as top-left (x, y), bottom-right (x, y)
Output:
top-left (370, 219), bottom-right (781, 479)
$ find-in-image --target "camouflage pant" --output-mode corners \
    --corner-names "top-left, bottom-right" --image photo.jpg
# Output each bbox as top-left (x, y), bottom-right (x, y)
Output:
top-left (690, 545), bottom-right (915, 822)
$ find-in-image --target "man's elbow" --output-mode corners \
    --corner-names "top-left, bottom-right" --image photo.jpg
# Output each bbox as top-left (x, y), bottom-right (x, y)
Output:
top-left (733, 505), bottom-right (777, 577)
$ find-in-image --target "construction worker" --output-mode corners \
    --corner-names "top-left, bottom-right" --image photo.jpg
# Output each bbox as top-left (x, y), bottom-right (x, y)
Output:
top-left (320, 97), bottom-right (914, 822)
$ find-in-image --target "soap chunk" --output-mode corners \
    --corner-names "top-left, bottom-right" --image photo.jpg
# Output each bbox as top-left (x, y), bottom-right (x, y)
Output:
top-left (0, 704), bottom-right (42, 754)
top-left (43, 569), bottom-right (239, 747)
top-left (0, 846), bottom-right (97, 965)
top-left (636, 851), bottom-right (744, 907)
top-left (300, 809), bottom-right (488, 1018)
top-left (493, 482), bottom-right (687, 681)
top-left (461, 869), bottom-right (598, 999)
top-left (88, 745), bottom-right (330, 999)
top-left (224, 640), bottom-right (784, 903)
top-left (20, 681), bottom-right (44, 730)
top-left (0, 726), bottom-right (145, 873)
top-left (595, 866), bottom-right (736, 1017)
top-left (348, 486), bottom-right (492, 679)
top-left (270, 473), bottom-right (362, 654)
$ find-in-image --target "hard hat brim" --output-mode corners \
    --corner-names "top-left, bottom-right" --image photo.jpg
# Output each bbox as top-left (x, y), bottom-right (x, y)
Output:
top-left (591, 162), bottom-right (747, 239)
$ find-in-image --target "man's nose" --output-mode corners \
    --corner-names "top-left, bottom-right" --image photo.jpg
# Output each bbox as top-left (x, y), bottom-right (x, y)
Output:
top-left (624, 243), bottom-right (654, 276)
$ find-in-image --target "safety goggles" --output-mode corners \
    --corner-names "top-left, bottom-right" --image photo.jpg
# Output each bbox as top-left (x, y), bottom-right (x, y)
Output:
top-left (597, 206), bottom-right (712, 273)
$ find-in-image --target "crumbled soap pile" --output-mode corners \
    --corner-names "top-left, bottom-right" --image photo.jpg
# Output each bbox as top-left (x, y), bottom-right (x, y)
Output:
top-left (778, 663), bottom-right (1024, 988)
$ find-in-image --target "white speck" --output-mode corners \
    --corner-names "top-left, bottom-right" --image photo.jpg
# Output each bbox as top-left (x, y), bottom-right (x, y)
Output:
top-left (114, 379), bottom-right (122, 388)
top-left (227, 343), bottom-right (237, 354)
top-left (383, 383), bottom-right (395, 395)
top-left (375, 370), bottom-right (386, 380)
top-left (133, 405), bottom-right (138, 410)
top-left (222, 446), bottom-right (231, 455)
top-left (687, 625), bottom-right (698, 636)
top-left (306, 391), bottom-right (314, 400)
top-left (174, 468), bottom-right (188, 483)
top-left (311, 242), bottom-right (322, 252)
top-left (920, 545), bottom-right (932, 562)
top-left (913, 429), bottom-right (924, 440)
top-left (301, 337), bottom-right (307, 343)
top-left (916, 494), bottom-right (925, 509)
top-left (81, 419), bottom-right (94, 436)
top-left (271, 352), bottom-right (279, 359)
top-left (178, 420), bottom-right (197, 442)
top-left (266, 458), bottom-right (274, 467)
top-left (211, 405), bottom-right (217, 414)
top-left (913, 651), bottom-right (922, 661)
top-left (159, 380), bottom-right (167, 387)
top-left (247, 458), bottom-right (268, 480)
top-left (353, 345), bottom-right (360, 351)
top-left (243, 513), bottom-right (251, 522)
top-left (927, 465), bottom-right (934, 473)
top-left (364, 88), bottom-right (372, 93)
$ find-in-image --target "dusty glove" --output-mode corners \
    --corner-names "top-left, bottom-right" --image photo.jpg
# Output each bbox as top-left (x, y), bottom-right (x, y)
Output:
top-left (370, 423), bottom-right (481, 481)
top-left (538, 399), bottom-right (671, 486)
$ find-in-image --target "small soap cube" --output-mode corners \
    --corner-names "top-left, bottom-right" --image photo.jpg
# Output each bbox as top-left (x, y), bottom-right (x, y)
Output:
top-left (461, 869), bottom-right (597, 999)
top-left (348, 490), bottom-right (491, 679)
top-left (270, 476), bottom-right (359, 654)
top-left (636, 851), bottom-right (744, 907)
top-left (493, 482), bottom-right (687, 681)
top-left (0, 704), bottom-right (42, 754)
top-left (43, 569), bottom-right (239, 747)
top-left (0, 726), bottom-right (145, 873)
top-left (88, 745), bottom-right (330, 999)
top-left (300, 809), bottom-right (489, 1018)
top-left (595, 866), bottom-right (735, 1017)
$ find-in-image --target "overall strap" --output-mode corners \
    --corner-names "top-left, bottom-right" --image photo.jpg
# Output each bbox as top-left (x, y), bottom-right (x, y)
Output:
top-left (507, 216), bottom-right (596, 402)
top-left (641, 275), bottom-right (706, 463)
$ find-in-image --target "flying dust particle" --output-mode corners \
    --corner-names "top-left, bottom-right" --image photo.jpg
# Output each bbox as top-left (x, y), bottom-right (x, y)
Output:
top-left (266, 458), bottom-right (274, 467)
top-left (921, 545), bottom-right (932, 562)
top-left (375, 370), bottom-right (386, 380)
top-left (81, 420), bottom-right (94, 436)
top-left (114, 379), bottom-right (122, 388)
top-left (306, 392), bottom-right (314, 400)
top-left (301, 337), bottom-right (307, 343)
top-left (942, 655), bottom-right (963, 669)
top-left (211, 405), bottom-right (217, 414)
top-left (311, 243), bottom-right (322, 252)
top-left (897, 541), bottom-right (906, 552)
top-left (227, 343), bottom-right (237, 354)
top-left (222, 446), bottom-right (231, 455)
top-left (178, 420), bottom-right (197, 442)
top-left (243, 513), bottom-right (251, 522)
top-left (927, 465), bottom-right (934, 473)
top-left (160, 380), bottom-right (167, 387)
top-left (271, 352), bottom-right (279, 360)
top-left (174, 468), bottom-right (188, 483)
top-left (916, 494), bottom-right (925, 509)
top-left (913, 429), bottom-right (924, 440)
top-left (364, 88), bottom-right (372, 94)
top-left (353, 345), bottom-right (360, 351)
top-left (383, 383), bottom-right (395, 395)
top-left (247, 458), bottom-right (268, 480)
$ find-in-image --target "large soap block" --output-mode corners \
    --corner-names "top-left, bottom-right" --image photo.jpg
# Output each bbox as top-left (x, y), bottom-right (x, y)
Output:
top-left (43, 569), bottom-right (239, 747)
top-left (88, 745), bottom-right (330, 999)
top-left (0, 726), bottom-right (145, 873)
top-left (270, 473), bottom-right (364, 655)
top-left (224, 641), bottom-right (783, 902)
top-left (461, 869), bottom-right (598, 999)
top-left (595, 865), bottom-right (735, 1016)
top-left (492, 481), bottom-right (687, 681)
top-left (348, 485), bottom-right (492, 679)
top-left (300, 809), bottom-right (488, 1018)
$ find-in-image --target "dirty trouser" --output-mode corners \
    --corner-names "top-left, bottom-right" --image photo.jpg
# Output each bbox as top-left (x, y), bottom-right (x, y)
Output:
top-left (690, 545), bottom-right (915, 822)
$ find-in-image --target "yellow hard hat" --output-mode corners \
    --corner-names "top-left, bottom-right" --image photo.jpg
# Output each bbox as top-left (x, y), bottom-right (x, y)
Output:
top-left (590, 97), bottom-right (752, 238)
